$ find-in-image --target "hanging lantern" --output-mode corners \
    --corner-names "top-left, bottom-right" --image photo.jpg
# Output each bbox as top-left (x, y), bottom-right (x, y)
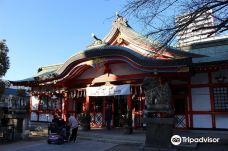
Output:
top-left (71, 90), bottom-right (73, 98)
top-left (73, 90), bottom-right (76, 98)
top-left (130, 86), bottom-right (133, 94)
top-left (140, 86), bottom-right (142, 95)
top-left (76, 90), bottom-right (79, 98)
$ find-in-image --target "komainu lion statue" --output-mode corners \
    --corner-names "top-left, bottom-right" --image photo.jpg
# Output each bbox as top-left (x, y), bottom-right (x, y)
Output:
top-left (142, 78), bottom-right (173, 117)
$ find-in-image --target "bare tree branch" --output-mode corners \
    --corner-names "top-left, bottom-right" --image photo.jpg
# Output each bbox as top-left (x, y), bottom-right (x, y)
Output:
top-left (122, 0), bottom-right (228, 48)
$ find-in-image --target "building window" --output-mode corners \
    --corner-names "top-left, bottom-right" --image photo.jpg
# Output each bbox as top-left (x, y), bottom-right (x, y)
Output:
top-left (213, 87), bottom-right (228, 111)
top-left (30, 95), bottom-right (62, 122)
top-left (39, 96), bottom-right (61, 110)
top-left (40, 96), bottom-right (49, 110)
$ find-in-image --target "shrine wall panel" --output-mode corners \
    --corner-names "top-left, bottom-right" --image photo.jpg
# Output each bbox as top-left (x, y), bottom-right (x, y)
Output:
top-left (192, 87), bottom-right (211, 111)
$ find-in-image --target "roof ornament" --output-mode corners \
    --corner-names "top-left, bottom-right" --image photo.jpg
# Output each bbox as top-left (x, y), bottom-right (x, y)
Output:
top-left (116, 11), bottom-right (120, 17)
top-left (113, 12), bottom-right (129, 27)
top-left (91, 33), bottom-right (100, 41)
top-left (87, 33), bottom-right (106, 48)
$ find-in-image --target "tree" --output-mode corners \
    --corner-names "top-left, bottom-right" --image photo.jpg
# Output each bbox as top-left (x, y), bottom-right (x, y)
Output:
top-left (123, 0), bottom-right (228, 47)
top-left (0, 40), bottom-right (10, 96)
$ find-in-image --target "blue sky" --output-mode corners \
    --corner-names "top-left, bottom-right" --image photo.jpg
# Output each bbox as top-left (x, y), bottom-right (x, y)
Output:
top-left (0, 0), bottom-right (142, 81)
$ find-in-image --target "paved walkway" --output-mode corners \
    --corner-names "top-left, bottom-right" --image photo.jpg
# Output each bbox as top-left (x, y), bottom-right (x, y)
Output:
top-left (78, 128), bottom-right (228, 151)
top-left (78, 127), bottom-right (145, 144)
top-left (0, 139), bottom-right (116, 151)
top-left (105, 143), bottom-right (228, 151)
top-left (1, 128), bottom-right (228, 151)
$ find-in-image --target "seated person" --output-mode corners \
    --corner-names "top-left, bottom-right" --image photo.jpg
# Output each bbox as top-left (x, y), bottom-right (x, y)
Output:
top-left (49, 122), bottom-right (58, 134)
top-left (49, 114), bottom-right (61, 134)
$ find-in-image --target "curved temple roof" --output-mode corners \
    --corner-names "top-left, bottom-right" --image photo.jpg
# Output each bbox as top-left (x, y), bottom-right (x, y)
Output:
top-left (57, 45), bottom-right (199, 76)
top-left (11, 15), bottom-right (203, 86)
top-left (11, 45), bottom-right (201, 85)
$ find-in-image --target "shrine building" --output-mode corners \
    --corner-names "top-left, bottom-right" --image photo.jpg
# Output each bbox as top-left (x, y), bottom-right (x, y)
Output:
top-left (11, 15), bottom-right (228, 130)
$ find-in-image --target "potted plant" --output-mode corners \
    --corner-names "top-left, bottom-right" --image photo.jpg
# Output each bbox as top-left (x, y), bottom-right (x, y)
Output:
top-left (79, 111), bottom-right (91, 131)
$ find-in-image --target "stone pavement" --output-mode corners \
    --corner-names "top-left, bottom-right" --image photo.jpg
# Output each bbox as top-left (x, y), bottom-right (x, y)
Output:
top-left (0, 137), bottom-right (116, 151)
top-left (78, 128), bottom-right (228, 151)
top-left (78, 127), bottom-right (145, 144)
top-left (1, 128), bottom-right (228, 151)
top-left (105, 143), bottom-right (228, 151)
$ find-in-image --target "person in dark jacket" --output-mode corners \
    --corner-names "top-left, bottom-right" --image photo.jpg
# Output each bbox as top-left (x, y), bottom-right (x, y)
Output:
top-left (105, 107), bottom-right (112, 130)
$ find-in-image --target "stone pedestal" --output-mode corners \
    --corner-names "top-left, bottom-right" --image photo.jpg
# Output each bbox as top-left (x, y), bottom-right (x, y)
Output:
top-left (142, 118), bottom-right (176, 151)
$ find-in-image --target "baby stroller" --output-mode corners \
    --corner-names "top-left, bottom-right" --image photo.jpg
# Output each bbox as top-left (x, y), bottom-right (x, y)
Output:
top-left (47, 122), bottom-right (65, 144)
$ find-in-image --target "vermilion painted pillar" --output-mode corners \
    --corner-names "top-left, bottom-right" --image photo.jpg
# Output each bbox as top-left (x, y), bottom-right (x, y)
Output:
top-left (37, 94), bottom-right (41, 121)
top-left (63, 92), bottom-right (68, 121)
top-left (208, 72), bottom-right (216, 129)
top-left (127, 95), bottom-right (132, 111)
top-left (127, 95), bottom-right (133, 133)
top-left (85, 96), bottom-right (90, 112)
top-left (29, 93), bottom-right (33, 121)
top-left (188, 78), bottom-right (193, 128)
